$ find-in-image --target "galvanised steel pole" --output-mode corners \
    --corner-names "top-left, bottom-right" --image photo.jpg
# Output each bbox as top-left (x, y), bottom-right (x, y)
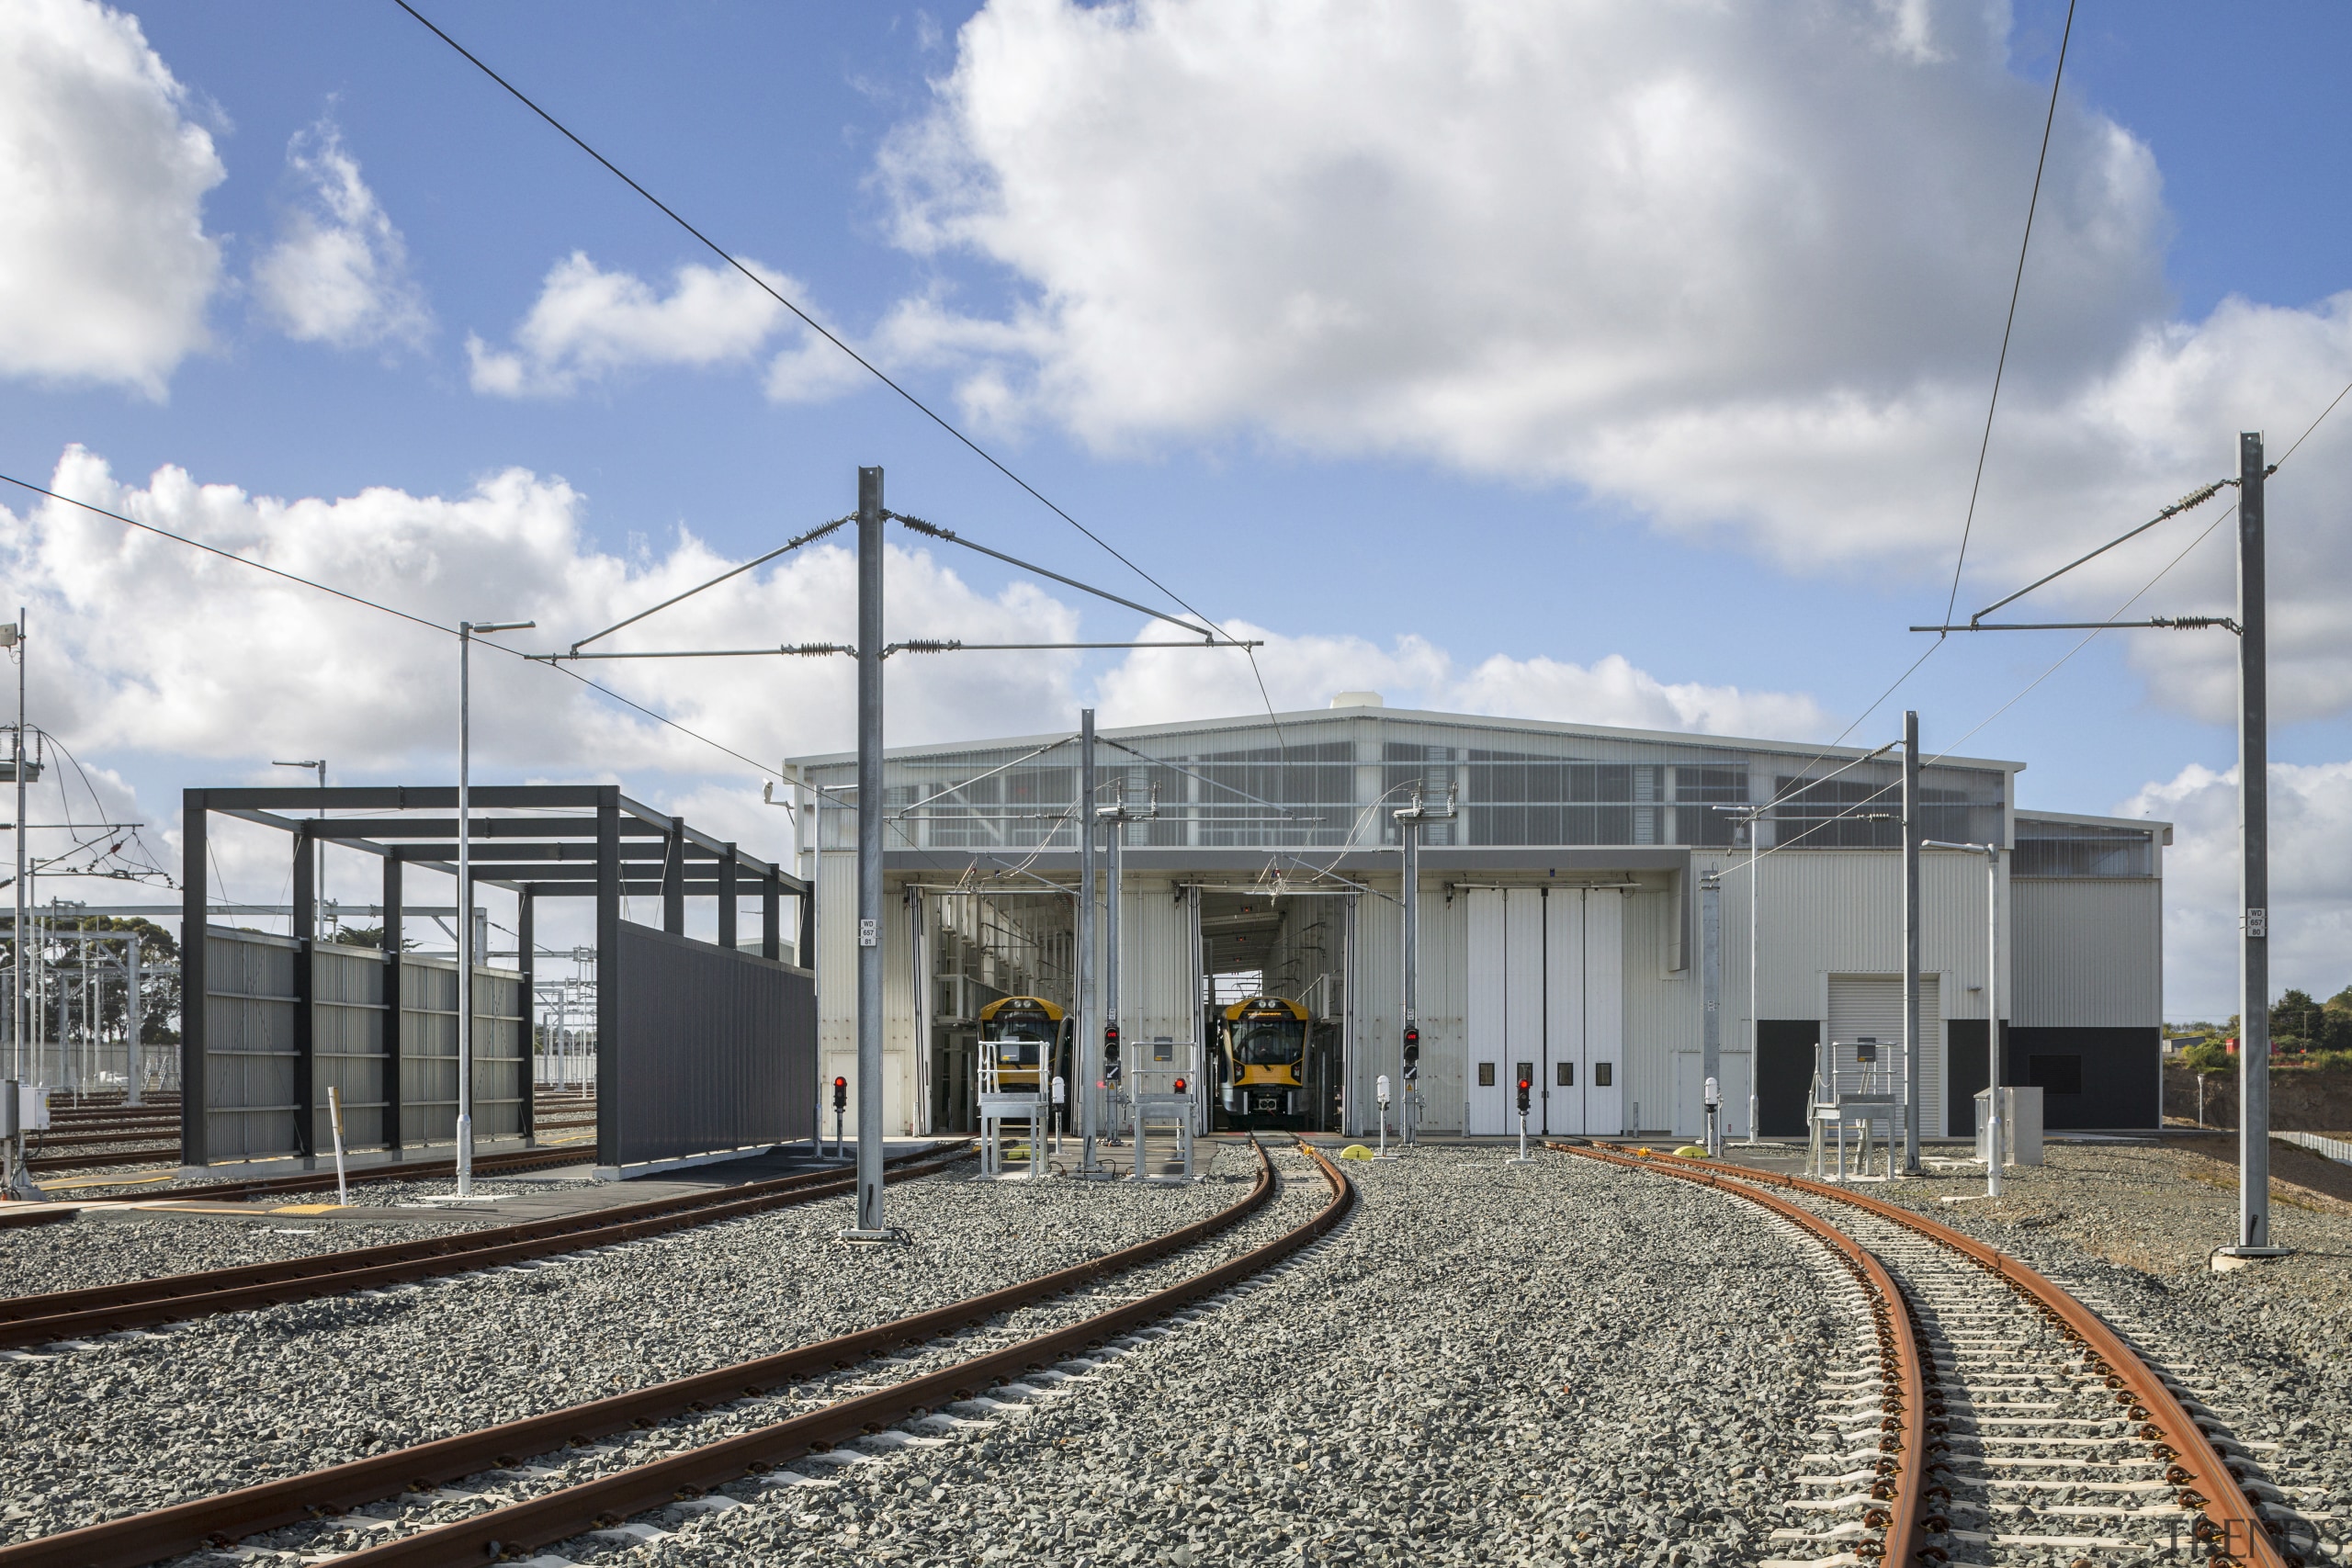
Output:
top-left (854, 466), bottom-right (888, 1235)
top-left (2235, 432), bottom-right (2274, 1254)
top-left (1398, 798), bottom-right (1419, 1145)
top-left (11, 608), bottom-right (23, 1087)
top-left (1902, 708), bottom-right (1922, 1174)
top-left (1077, 708), bottom-right (1102, 1175)
top-left (1985, 843), bottom-right (2003, 1200)
top-left (457, 622), bottom-right (476, 1197)
top-left (1701, 872), bottom-right (1721, 1153)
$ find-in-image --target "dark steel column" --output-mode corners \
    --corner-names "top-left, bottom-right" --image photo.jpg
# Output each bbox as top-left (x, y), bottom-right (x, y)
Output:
top-left (291, 825), bottom-right (316, 1161)
top-left (761, 871), bottom-right (781, 961)
top-left (517, 887), bottom-right (536, 1147)
top-left (2237, 432), bottom-right (2272, 1252)
top-left (179, 792), bottom-right (208, 1167)
top-left (718, 844), bottom-right (739, 953)
top-left (797, 886), bottom-right (813, 970)
top-left (383, 854), bottom-right (404, 1151)
top-left (662, 817), bottom-right (686, 936)
top-left (596, 792), bottom-right (621, 1168)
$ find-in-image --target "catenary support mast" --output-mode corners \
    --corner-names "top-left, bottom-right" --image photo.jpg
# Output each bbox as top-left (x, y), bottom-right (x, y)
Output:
top-left (852, 466), bottom-right (889, 1235)
top-left (2235, 433), bottom-right (2275, 1255)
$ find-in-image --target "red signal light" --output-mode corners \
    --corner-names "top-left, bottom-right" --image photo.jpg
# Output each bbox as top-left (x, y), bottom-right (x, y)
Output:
top-left (1173, 1077), bottom-right (1187, 1092)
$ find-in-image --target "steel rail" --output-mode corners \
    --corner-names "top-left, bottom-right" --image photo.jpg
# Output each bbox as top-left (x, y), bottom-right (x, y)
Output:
top-left (1670, 1152), bottom-right (2287, 1568)
top-left (1575, 1145), bottom-right (2282, 1568)
top-left (0, 1144), bottom-right (594, 1225)
top-left (0, 1144), bottom-right (972, 1348)
top-left (326, 1141), bottom-right (1352, 1568)
top-left (0, 1139), bottom-right (1342, 1568)
top-left (1548, 1143), bottom-right (1933, 1566)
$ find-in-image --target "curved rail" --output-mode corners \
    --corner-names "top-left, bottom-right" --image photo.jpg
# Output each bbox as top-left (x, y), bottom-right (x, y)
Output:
top-left (0, 1138), bottom-right (1348, 1568)
top-left (1551, 1143), bottom-right (1932, 1566)
top-left (0, 1143), bottom-right (972, 1348)
top-left (1669, 1152), bottom-right (2287, 1568)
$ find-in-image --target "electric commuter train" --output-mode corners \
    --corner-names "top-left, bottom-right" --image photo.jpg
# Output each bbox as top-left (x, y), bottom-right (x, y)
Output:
top-left (977, 996), bottom-right (1071, 1093)
top-left (1217, 996), bottom-right (1309, 1122)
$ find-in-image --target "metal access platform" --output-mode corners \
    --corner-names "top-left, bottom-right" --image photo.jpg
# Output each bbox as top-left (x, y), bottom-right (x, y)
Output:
top-left (1807, 1036), bottom-right (1904, 1182)
top-left (976, 1043), bottom-right (1049, 1180)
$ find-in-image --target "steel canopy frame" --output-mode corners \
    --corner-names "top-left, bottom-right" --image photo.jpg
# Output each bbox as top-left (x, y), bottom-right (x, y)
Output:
top-left (180, 785), bottom-right (809, 1169)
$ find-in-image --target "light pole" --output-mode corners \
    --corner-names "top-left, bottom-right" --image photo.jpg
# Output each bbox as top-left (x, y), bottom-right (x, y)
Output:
top-left (272, 760), bottom-right (327, 932)
top-left (1927, 840), bottom-right (2002, 1196)
top-left (457, 621), bottom-right (533, 1198)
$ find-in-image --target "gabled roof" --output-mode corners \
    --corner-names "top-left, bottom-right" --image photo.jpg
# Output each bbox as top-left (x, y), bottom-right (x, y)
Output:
top-left (790, 704), bottom-right (2028, 774)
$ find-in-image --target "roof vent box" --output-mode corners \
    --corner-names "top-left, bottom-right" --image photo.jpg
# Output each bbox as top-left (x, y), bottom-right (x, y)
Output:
top-left (1329, 691), bottom-right (1385, 708)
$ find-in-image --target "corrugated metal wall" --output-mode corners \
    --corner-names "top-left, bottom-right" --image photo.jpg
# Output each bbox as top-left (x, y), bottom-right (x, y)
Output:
top-left (611, 923), bottom-right (815, 1167)
top-left (1622, 880), bottom-right (1689, 1134)
top-left (2012, 877), bottom-right (2160, 1027)
top-left (399, 956), bottom-right (525, 1146)
top-left (202, 928), bottom-right (298, 1161)
top-left (311, 944), bottom-right (387, 1151)
top-left (1348, 888), bottom-right (1398, 1135)
top-left (1118, 876), bottom-right (1199, 1045)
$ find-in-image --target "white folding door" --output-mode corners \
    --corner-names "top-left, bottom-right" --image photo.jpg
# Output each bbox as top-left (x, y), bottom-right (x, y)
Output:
top-left (1464, 886), bottom-right (1624, 1136)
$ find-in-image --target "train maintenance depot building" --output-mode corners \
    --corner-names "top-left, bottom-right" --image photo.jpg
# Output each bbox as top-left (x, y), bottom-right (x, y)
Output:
top-left (791, 698), bottom-right (2167, 1143)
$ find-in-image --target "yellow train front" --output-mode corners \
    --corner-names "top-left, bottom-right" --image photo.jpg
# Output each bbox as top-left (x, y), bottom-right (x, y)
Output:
top-left (978, 996), bottom-right (1069, 1095)
top-left (1218, 996), bottom-right (1309, 1125)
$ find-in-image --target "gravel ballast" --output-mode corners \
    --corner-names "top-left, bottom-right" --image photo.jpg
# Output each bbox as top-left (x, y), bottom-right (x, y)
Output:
top-left (642, 1144), bottom-right (1852, 1568)
top-left (1843, 1140), bottom-right (2352, 1552)
top-left (0, 1147), bottom-right (1250, 1545)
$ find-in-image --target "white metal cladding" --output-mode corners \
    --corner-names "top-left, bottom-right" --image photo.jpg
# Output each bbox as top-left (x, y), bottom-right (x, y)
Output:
top-left (1546, 890), bottom-right (1586, 1134)
top-left (1419, 886), bottom-right (1467, 1134)
top-left (884, 884), bottom-right (919, 1135)
top-left (1463, 886), bottom-right (1623, 1136)
top-left (1504, 890), bottom-right (1543, 1121)
top-left (1713, 851), bottom-right (1996, 1020)
top-left (1826, 975), bottom-right (1943, 1136)
top-left (2011, 877), bottom-right (2161, 1028)
top-left (1582, 889), bottom-right (1626, 1136)
top-left (817, 851), bottom-right (857, 1126)
top-left (1621, 879), bottom-right (1689, 1134)
top-left (1117, 877), bottom-right (1199, 1045)
top-left (820, 851), bottom-right (918, 1135)
top-left (1465, 890), bottom-right (1507, 1134)
top-left (1348, 888), bottom-right (1400, 1136)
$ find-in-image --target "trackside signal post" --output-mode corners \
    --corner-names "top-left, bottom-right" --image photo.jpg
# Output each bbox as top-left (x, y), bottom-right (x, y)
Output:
top-left (1394, 784), bottom-right (1454, 1145)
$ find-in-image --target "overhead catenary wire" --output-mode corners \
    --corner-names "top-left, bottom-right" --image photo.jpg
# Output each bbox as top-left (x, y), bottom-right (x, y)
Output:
top-left (390, 0), bottom-right (1291, 746)
top-left (1940, 0), bottom-right (2077, 632)
top-left (0, 470), bottom-right (793, 785)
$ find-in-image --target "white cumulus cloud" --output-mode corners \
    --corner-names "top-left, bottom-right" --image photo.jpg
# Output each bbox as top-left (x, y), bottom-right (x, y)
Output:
top-left (468, 253), bottom-right (865, 400)
top-left (0, 0), bottom-right (223, 394)
top-left (2120, 761), bottom-right (2352, 1019)
top-left (879, 0), bottom-right (2352, 725)
top-left (1094, 625), bottom-right (1826, 739)
top-left (253, 117), bottom-right (431, 351)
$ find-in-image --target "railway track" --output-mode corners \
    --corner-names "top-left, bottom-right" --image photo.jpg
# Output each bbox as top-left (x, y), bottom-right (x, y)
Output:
top-left (0, 1142), bottom-right (599, 1226)
top-left (1554, 1143), bottom-right (2290, 1568)
top-left (0, 1136), bottom-right (1351, 1568)
top-left (0, 1142), bottom-right (971, 1349)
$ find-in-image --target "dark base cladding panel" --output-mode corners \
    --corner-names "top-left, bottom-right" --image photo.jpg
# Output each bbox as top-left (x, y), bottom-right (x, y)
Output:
top-left (1755, 1021), bottom-right (1820, 1138)
top-left (2004, 1025), bottom-right (2160, 1131)
top-left (613, 923), bottom-right (816, 1168)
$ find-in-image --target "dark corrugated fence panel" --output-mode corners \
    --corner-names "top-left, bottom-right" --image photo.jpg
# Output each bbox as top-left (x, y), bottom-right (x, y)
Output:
top-left (614, 923), bottom-right (815, 1167)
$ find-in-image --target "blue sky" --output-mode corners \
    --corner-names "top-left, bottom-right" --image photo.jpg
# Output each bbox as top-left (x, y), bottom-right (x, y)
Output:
top-left (3, 0), bottom-right (2350, 1015)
